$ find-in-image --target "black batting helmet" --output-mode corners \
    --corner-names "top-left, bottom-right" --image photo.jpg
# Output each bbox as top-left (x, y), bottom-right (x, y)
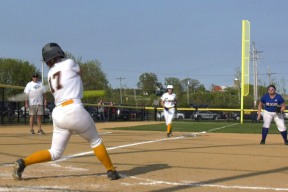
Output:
top-left (42, 43), bottom-right (65, 64)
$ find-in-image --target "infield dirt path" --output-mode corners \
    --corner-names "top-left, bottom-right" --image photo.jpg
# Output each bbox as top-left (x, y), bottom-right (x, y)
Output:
top-left (1, 121), bottom-right (288, 192)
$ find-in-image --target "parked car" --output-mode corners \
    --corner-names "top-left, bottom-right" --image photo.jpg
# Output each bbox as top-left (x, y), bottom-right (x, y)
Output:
top-left (0, 101), bottom-right (17, 120)
top-left (116, 108), bottom-right (133, 120)
top-left (231, 112), bottom-right (240, 120)
top-left (215, 112), bottom-right (228, 120)
top-left (116, 108), bottom-right (143, 120)
top-left (157, 111), bottom-right (185, 120)
top-left (84, 106), bottom-right (99, 119)
top-left (192, 110), bottom-right (218, 120)
top-left (230, 111), bottom-right (262, 121)
top-left (18, 106), bottom-right (29, 117)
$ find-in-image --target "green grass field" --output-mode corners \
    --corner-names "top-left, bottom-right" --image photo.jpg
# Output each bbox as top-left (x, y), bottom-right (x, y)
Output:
top-left (111, 121), bottom-right (282, 134)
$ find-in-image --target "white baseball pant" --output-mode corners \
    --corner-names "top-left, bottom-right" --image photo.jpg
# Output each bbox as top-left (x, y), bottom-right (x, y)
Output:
top-left (163, 108), bottom-right (175, 125)
top-left (49, 100), bottom-right (102, 160)
top-left (262, 110), bottom-right (286, 132)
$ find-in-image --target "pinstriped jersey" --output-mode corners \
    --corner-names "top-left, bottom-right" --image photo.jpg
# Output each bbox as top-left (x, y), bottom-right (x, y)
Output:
top-left (161, 92), bottom-right (177, 108)
top-left (47, 59), bottom-right (83, 106)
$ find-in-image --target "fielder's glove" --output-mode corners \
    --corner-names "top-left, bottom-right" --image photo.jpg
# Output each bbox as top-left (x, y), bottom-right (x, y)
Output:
top-left (276, 107), bottom-right (285, 119)
top-left (164, 107), bottom-right (169, 111)
top-left (276, 107), bottom-right (281, 113)
top-left (277, 112), bottom-right (285, 119)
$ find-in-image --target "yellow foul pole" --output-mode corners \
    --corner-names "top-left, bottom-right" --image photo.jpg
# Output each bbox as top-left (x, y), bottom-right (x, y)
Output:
top-left (241, 20), bottom-right (250, 123)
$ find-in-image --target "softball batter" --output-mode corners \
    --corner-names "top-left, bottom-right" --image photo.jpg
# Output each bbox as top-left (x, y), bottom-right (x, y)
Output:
top-left (12, 43), bottom-right (120, 180)
top-left (257, 84), bottom-right (287, 145)
top-left (161, 85), bottom-right (177, 137)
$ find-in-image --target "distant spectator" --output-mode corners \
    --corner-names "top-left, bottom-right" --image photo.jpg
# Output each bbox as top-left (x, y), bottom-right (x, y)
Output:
top-left (24, 72), bottom-right (46, 134)
top-left (98, 99), bottom-right (106, 122)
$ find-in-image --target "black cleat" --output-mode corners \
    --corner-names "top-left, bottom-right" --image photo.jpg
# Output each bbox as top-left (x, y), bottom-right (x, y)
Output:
top-left (284, 141), bottom-right (288, 145)
top-left (107, 170), bottom-right (120, 180)
top-left (167, 131), bottom-right (173, 137)
top-left (12, 159), bottom-right (26, 180)
top-left (30, 129), bottom-right (35, 134)
top-left (260, 140), bottom-right (265, 145)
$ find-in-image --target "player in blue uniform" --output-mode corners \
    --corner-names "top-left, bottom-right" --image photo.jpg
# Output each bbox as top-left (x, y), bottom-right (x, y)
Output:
top-left (257, 85), bottom-right (287, 145)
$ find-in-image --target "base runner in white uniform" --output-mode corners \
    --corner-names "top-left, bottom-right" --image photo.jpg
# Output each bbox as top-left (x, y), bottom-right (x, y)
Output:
top-left (161, 85), bottom-right (177, 137)
top-left (12, 43), bottom-right (120, 180)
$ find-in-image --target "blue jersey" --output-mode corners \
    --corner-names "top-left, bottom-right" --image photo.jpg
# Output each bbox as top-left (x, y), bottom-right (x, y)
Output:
top-left (260, 93), bottom-right (284, 112)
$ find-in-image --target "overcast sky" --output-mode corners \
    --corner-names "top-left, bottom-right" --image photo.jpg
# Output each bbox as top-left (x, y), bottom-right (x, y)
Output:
top-left (1, 0), bottom-right (288, 90)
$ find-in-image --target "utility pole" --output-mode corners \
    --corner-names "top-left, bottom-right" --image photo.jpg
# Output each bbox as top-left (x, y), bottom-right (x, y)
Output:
top-left (234, 78), bottom-right (240, 104)
top-left (116, 77), bottom-right (125, 104)
top-left (41, 60), bottom-right (44, 84)
top-left (251, 42), bottom-right (262, 109)
top-left (267, 66), bottom-right (271, 84)
top-left (187, 80), bottom-right (190, 105)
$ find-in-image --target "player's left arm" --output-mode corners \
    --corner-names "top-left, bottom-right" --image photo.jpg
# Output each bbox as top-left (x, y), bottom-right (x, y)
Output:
top-left (279, 95), bottom-right (286, 112)
top-left (280, 103), bottom-right (286, 112)
top-left (174, 98), bottom-right (177, 110)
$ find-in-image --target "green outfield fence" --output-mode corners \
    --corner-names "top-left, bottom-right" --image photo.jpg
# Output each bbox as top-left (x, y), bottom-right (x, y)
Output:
top-left (1, 84), bottom-right (286, 125)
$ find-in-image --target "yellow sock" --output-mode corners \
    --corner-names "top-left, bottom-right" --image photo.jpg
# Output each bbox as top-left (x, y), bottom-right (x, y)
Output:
top-left (24, 150), bottom-right (51, 166)
top-left (167, 124), bottom-right (172, 133)
top-left (93, 143), bottom-right (115, 171)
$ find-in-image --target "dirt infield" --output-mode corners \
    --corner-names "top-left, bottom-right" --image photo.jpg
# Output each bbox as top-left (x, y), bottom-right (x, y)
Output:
top-left (1, 122), bottom-right (288, 192)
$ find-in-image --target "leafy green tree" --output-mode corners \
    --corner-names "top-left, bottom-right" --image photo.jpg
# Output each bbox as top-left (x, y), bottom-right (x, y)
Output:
top-left (137, 73), bottom-right (159, 95)
top-left (65, 53), bottom-right (111, 103)
top-left (0, 58), bottom-right (38, 86)
top-left (80, 60), bottom-right (109, 90)
top-left (181, 78), bottom-right (201, 93)
top-left (197, 84), bottom-right (206, 92)
top-left (0, 58), bottom-right (39, 98)
top-left (164, 77), bottom-right (183, 92)
top-left (65, 52), bottom-right (109, 90)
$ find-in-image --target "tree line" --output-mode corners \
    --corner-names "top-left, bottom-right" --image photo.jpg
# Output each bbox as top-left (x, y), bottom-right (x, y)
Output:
top-left (0, 57), bottom-right (273, 108)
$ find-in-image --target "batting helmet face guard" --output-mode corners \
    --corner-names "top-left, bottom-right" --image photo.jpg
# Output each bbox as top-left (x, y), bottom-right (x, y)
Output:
top-left (42, 43), bottom-right (65, 64)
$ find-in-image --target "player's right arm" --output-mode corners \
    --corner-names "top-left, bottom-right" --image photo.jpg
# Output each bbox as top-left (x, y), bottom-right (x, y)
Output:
top-left (278, 95), bottom-right (286, 113)
top-left (160, 99), bottom-right (164, 107)
top-left (160, 94), bottom-right (168, 111)
top-left (257, 101), bottom-right (263, 121)
top-left (24, 83), bottom-right (30, 108)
